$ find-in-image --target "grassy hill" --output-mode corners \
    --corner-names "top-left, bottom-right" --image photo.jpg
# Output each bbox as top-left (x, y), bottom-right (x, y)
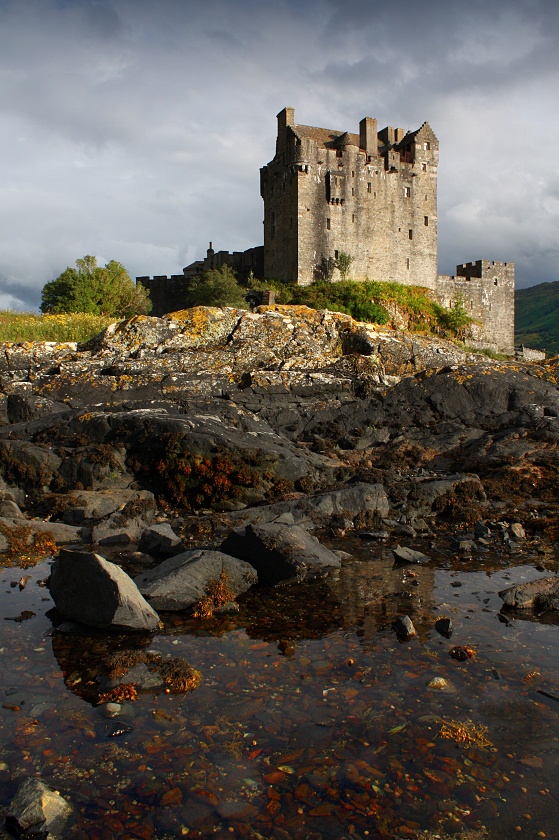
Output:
top-left (515, 281), bottom-right (559, 356)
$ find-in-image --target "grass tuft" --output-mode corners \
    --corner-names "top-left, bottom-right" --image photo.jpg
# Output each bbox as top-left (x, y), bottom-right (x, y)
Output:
top-left (0, 311), bottom-right (114, 343)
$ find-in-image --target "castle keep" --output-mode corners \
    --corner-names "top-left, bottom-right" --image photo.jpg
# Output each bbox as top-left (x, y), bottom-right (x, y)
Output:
top-left (139, 107), bottom-right (515, 353)
top-left (261, 108), bottom-right (438, 287)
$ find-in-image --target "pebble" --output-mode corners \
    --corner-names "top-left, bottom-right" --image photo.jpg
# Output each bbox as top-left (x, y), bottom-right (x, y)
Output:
top-left (99, 702), bottom-right (122, 718)
top-left (426, 677), bottom-right (449, 691)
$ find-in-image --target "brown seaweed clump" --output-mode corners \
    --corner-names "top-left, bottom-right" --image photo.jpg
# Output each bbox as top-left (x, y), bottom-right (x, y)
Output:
top-left (0, 524), bottom-right (57, 568)
top-left (159, 658), bottom-right (202, 694)
top-left (98, 683), bottom-right (139, 704)
top-left (192, 570), bottom-right (235, 619)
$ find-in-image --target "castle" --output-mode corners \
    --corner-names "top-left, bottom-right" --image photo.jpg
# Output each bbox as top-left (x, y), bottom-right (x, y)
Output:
top-left (139, 107), bottom-right (515, 353)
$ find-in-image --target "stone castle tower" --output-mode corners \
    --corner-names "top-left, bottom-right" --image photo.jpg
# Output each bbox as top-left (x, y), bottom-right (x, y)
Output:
top-left (260, 107), bottom-right (439, 287)
top-left (139, 106), bottom-right (515, 353)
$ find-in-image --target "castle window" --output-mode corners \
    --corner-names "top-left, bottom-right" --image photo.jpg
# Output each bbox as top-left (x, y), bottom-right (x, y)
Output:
top-left (374, 192), bottom-right (377, 198)
top-left (326, 218), bottom-right (331, 230)
top-left (424, 216), bottom-right (429, 226)
top-left (352, 188), bottom-right (355, 196)
top-left (422, 163), bottom-right (427, 171)
top-left (336, 149), bottom-right (343, 158)
top-left (352, 171), bottom-right (355, 178)
top-left (493, 278), bottom-right (498, 286)
top-left (367, 182), bottom-right (372, 193)
top-left (409, 229), bottom-right (413, 240)
top-left (352, 214), bottom-right (355, 222)
top-left (423, 142), bottom-right (431, 151)
top-left (406, 258), bottom-right (410, 270)
top-left (335, 250), bottom-right (339, 260)
top-left (404, 186), bottom-right (411, 198)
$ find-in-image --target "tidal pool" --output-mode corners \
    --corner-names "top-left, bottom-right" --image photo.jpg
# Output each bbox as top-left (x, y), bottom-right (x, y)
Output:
top-left (0, 537), bottom-right (557, 840)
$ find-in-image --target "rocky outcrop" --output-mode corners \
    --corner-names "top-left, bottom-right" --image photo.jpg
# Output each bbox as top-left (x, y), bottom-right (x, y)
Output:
top-left (0, 306), bottom-right (557, 571)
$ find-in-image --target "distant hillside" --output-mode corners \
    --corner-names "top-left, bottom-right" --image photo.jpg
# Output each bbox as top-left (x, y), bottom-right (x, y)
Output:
top-left (515, 281), bottom-right (559, 356)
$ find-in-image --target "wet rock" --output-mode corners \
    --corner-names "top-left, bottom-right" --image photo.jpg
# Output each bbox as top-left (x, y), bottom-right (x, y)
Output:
top-left (6, 777), bottom-right (72, 840)
top-left (474, 521), bottom-right (491, 539)
top-left (48, 549), bottom-right (160, 630)
top-left (98, 702), bottom-right (121, 718)
top-left (61, 488), bottom-right (154, 524)
top-left (392, 545), bottom-right (430, 565)
top-left (100, 663), bottom-right (165, 692)
top-left (451, 538), bottom-right (476, 553)
top-left (499, 576), bottom-right (559, 610)
top-left (220, 523), bottom-right (340, 585)
top-left (0, 517), bottom-right (85, 549)
top-left (134, 549), bottom-right (257, 611)
top-left (137, 523), bottom-right (183, 557)
top-left (509, 522), bottom-right (526, 541)
top-left (435, 617), bottom-right (453, 638)
top-left (392, 615), bottom-right (417, 640)
top-left (427, 677), bottom-right (451, 691)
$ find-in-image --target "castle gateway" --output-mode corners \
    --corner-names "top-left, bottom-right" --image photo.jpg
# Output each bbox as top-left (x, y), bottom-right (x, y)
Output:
top-left (139, 107), bottom-right (514, 353)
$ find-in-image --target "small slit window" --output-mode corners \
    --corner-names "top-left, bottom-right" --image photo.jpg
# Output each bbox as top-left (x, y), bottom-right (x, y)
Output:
top-left (421, 163), bottom-right (427, 171)
top-left (326, 218), bottom-right (331, 230)
top-left (352, 214), bottom-right (355, 223)
top-left (367, 182), bottom-right (372, 193)
top-left (493, 278), bottom-right (498, 286)
top-left (409, 229), bottom-right (413, 240)
top-left (424, 216), bottom-right (429, 226)
top-left (404, 186), bottom-right (411, 198)
top-left (406, 258), bottom-right (410, 270)
top-left (335, 250), bottom-right (339, 260)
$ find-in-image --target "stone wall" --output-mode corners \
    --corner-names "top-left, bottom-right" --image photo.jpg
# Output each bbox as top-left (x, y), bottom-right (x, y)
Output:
top-left (435, 260), bottom-right (515, 353)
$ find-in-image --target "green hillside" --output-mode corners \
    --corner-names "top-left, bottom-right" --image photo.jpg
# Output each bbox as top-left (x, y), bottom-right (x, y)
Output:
top-left (515, 281), bottom-right (559, 356)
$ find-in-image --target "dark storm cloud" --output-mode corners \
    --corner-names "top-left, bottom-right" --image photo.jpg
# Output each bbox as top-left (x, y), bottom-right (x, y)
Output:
top-left (0, 0), bottom-right (557, 310)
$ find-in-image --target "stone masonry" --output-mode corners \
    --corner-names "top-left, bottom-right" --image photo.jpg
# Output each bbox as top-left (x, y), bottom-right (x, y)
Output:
top-left (138, 107), bottom-right (515, 353)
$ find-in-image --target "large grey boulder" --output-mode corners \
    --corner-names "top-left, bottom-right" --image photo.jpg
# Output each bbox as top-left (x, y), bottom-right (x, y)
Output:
top-left (135, 549), bottom-right (257, 611)
top-left (6, 777), bottom-right (72, 840)
top-left (220, 523), bottom-right (340, 585)
top-left (48, 549), bottom-right (160, 630)
top-left (499, 576), bottom-right (559, 610)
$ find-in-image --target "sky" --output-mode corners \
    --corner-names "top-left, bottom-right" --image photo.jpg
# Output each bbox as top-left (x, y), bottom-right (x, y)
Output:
top-left (1, 0), bottom-right (558, 311)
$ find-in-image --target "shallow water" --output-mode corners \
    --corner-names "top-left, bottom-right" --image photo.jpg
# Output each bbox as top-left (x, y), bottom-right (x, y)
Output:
top-left (0, 537), bottom-right (558, 840)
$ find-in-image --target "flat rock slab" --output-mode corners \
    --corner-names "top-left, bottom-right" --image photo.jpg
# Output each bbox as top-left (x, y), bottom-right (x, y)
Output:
top-left (6, 777), bottom-right (72, 840)
top-left (138, 523), bottom-right (183, 557)
top-left (220, 523), bottom-right (340, 585)
top-left (134, 550), bottom-right (257, 611)
top-left (499, 576), bottom-right (559, 610)
top-left (48, 549), bottom-right (160, 630)
top-left (392, 545), bottom-right (430, 565)
top-left (0, 516), bottom-right (84, 548)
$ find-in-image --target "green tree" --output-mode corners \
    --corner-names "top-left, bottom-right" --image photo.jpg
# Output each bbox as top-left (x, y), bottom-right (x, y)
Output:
top-left (335, 251), bottom-right (354, 281)
top-left (186, 265), bottom-right (248, 308)
top-left (40, 256), bottom-right (151, 317)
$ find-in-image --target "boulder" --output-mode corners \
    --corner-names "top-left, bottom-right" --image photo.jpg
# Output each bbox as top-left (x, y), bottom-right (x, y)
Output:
top-left (220, 523), bottom-right (340, 585)
top-left (48, 549), bottom-right (160, 630)
top-left (6, 777), bottom-right (72, 840)
top-left (134, 550), bottom-right (257, 611)
top-left (137, 523), bottom-right (183, 557)
top-left (499, 576), bottom-right (559, 611)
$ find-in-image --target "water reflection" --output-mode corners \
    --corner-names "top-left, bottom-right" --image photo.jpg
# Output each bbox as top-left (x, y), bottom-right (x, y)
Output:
top-left (0, 546), bottom-right (558, 839)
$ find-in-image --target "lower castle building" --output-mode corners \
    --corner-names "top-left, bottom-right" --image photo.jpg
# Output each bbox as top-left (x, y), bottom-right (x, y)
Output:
top-left (139, 107), bottom-right (514, 353)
